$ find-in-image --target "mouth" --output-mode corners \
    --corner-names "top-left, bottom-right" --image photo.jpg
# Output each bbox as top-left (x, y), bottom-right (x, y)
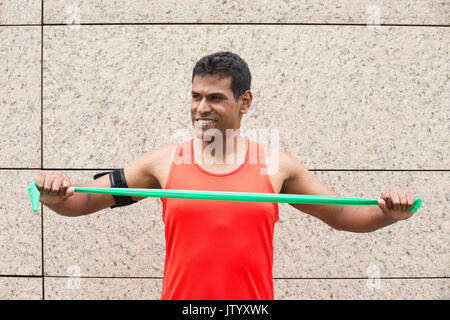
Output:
top-left (194, 119), bottom-right (218, 128)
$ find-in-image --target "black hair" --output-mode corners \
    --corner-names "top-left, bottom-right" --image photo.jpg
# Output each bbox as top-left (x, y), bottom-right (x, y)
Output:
top-left (192, 51), bottom-right (251, 101)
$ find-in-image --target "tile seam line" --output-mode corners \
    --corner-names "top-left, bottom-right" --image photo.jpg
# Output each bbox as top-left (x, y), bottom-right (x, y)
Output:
top-left (51, 276), bottom-right (450, 280)
top-left (48, 23), bottom-right (450, 28)
top-left (0, 275), bottom-right (448, 280)
top-left (2, 168), bottom-right (449, 172)
top-left (1, 23), bottom-right (449, 27)
top-left (40, 0), bottom-right (45, 301)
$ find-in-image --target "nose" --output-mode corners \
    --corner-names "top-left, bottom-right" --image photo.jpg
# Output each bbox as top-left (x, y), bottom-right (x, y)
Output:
top-left (197, 97), bottom-right (211, 113)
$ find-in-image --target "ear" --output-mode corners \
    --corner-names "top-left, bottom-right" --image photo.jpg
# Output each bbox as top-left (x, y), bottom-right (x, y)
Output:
top-left (239, 90), bottom-right (252, 115)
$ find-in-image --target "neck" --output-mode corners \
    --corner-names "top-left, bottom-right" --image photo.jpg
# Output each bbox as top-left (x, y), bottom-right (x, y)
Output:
top-left (194, 130), bottom-right (247, 165)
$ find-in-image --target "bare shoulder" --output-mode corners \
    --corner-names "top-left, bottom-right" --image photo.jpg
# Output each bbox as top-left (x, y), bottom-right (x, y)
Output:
top-left (278, 148), bottom-right (340, 199)
top-left (273, 148), bottom-right (344, 229)
top-left (278, 149), bottom-right (307, 179)
top-left (140, 143), bottom-right (179, 176)
top-left (259, 143), bottom-right (300, 184)
top-left (144, 143), bottom-right (178, 161)
top-left (263, 146), bottom-right (312, 193)
top-left (123, 143), bottom-right (178, 191)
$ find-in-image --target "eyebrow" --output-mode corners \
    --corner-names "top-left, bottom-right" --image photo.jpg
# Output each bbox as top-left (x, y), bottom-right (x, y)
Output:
top-left (191, 91), bottom-right (227, 98)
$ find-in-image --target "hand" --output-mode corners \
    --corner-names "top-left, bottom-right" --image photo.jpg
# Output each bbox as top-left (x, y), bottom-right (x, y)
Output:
top-left (378, 187), bottom-right (416, 221)
top-left (34, 171), bottom-right (75, 205)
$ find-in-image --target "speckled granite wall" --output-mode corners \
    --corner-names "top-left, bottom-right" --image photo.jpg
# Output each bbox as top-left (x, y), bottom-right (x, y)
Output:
top-left (0, 1), bottom-right (448, 300)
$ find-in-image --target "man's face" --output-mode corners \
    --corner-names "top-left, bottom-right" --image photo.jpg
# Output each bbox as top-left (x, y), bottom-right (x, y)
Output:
top-left (191, 74), bottom-right (245, 139)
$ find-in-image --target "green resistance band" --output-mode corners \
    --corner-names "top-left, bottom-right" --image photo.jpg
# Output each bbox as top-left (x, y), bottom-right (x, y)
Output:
top-left (27, 181), bottom-right (422, 214)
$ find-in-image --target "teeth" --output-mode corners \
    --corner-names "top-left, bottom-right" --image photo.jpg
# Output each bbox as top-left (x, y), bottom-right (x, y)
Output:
top-left (197, 120), bottom-right (215, 123)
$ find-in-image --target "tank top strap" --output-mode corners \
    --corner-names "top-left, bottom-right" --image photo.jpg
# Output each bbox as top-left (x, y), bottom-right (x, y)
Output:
top-left (170, 139), bottom-right (193, 166)
top-left (247, 139), bottom-right (269, 167)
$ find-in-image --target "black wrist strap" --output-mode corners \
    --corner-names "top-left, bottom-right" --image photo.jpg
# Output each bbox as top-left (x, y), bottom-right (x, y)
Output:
top-left (93, 168), bottom-right (136, 208)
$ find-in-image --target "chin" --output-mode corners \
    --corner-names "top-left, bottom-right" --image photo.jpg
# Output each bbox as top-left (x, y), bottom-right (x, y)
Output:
top-left (193, 128), bottom-right (207, 140)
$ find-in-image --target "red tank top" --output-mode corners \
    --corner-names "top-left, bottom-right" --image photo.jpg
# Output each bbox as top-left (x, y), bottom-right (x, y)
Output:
top-left (161, 138), bottom-right (279, 300)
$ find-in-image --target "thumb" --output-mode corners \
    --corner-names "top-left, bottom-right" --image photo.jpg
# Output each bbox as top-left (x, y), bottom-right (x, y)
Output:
top-left (378, 198), bottom-right (389, 215)
top-left (66, 186), bottom-right (75, 197)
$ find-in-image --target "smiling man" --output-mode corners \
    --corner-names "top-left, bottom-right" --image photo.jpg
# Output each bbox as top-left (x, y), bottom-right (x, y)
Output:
top-left (33, 51), bottom-right (419, 300)
top-left (190, 53), bottom-right (253, 171)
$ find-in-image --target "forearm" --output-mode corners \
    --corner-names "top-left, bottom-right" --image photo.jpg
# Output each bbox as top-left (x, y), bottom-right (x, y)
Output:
top-left (338, 205), bottom-right (398, 233)
top-left (45, 192), bottom-right (90, 217)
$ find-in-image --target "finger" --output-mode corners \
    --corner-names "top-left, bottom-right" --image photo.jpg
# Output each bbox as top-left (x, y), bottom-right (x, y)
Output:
top-left (382, 191), bottom-right (393, 209)
top-left (390, 189), bottom-right (401, 211)
top-left (402, 190), bottom-right (410, 212)
top-left (406, 191), bottom-right (414, 211)
top-left (51, 174), bottom-right (64, 196)
top-left (58, 178), bottom-right (70, 197)
top-left (43, 172), bottom-right (55, 193)
top-left (380, 192), bottom-right (391, 212)
top-left (61, 179), bottom-right (72, 197)
top-left (35, 172), bottom-right (45, 190)
top-left (399, 190), bottom-right (408, 212)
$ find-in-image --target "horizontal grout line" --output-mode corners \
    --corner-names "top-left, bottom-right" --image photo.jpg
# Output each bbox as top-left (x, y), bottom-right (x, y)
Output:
top-left (0, 23), bottom-right (449, 27)
top-left (0, 24), bottom-right (42, 27)
top-left (0, 275), bottom-right (162, 280)
top-left (0, 168), bottom-right (119, 171)
top-left (0, 168), bottom-right (448, 172)
top-left (310, 169), bottom-right (449, 172)
top-left (0, 274), bottom-right (42, 278)
top-left (47, 275), bottom-right (163, 280)
top-left (0, 274), bottom-right (448, 280)
top-left (274, 277), bottom-right (450, 280)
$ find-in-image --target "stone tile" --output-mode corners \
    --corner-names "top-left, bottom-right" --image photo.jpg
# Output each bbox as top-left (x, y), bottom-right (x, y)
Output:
top-left (0, 277), bottom-right (42, 299)
top-left (43, 170), bottom-right (447, 280)
top-left (0, 171), bottom-right (42, 275)
top-left (43, 1), bottom-right (449, 24)
top-left (273, 171), bottom-right (448, 278)
top-left (44, 277), bottom-right (162, 299)
top-left (0, 27), bottom-right (41, 168)
top-left (43, 171), bottom-right (166, 277)
top-left (44, 277), bottom-right (450, 300)
top-left (274, 278), bottom-right (450, 299)
top-left (0, 1), bottom-right (41, 24)
top-left (43, 25), bottom-right (449, 169)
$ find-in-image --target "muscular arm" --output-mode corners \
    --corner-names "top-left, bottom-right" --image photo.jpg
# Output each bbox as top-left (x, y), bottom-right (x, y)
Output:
top-left (337, 205), bottom-right (397, 233)
top-left (279, 150), bottom-right (397, 232)
top-left (279, 150), bottom-right (345, 230)
top-left (47, 144), bottom-right (175, 217)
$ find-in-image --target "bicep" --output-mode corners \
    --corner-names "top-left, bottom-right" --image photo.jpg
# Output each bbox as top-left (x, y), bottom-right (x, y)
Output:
top-left (81, 160), bottom-right (155, 214)
top-left (123, 150), bottom-right (163, 202)
top-left (80, 147), bottom-right (169, 214)
top-left (280, 152), bottom-right (343, 229)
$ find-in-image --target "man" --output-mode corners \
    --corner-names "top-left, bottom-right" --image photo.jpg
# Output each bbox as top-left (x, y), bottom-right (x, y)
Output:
top-left (34, 51), bottom-right (418, 300)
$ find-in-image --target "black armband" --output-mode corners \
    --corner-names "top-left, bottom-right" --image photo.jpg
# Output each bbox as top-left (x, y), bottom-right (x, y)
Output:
top-left (93, 168), bottom-right (137, 208)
